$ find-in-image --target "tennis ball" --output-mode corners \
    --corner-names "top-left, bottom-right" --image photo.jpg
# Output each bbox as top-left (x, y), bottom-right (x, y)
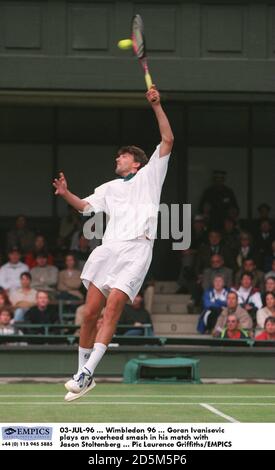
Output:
top-left (117, 39), bottom-right (133, 50)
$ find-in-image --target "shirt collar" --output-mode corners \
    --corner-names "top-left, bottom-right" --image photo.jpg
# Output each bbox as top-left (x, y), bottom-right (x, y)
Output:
top-left (122, 173), bottom-right (136, 182)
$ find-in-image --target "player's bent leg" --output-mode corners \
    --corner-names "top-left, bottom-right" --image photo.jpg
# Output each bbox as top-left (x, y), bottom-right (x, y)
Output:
top-left (65, 289), bottom-right (128, 401)
top-left (95, 288), bottom-right (129, 345)
top-left (79, 283), bottom-right (106, 349)
top-left (65, 283), bottom-right (106, 395)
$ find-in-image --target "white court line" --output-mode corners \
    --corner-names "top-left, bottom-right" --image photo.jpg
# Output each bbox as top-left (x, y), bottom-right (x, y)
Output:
top-left (1, 394), bottom-right (275, 398)
top-left (0, 401), bottom-right (275, 406)
top-left (200, 403), bottom-right (239, 423)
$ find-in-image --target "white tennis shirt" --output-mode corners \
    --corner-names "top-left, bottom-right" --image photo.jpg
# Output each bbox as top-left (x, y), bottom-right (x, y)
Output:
top-left (82, 144), bottom-right (170, 242)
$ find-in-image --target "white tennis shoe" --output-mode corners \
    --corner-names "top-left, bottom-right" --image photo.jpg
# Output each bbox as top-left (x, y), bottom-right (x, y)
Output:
top-left (64, 368), bottom-right (96, 401)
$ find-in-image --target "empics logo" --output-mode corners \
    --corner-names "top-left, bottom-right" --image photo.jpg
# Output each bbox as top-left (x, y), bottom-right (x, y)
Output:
top-left (3, 428), bottom-right (16, 436)
top-left (2, 426), bottom-right (53, 440)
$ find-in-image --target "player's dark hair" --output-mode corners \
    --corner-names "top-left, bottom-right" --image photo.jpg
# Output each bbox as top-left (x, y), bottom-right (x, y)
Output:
top-left (117, 146), bottom-right (148, 170)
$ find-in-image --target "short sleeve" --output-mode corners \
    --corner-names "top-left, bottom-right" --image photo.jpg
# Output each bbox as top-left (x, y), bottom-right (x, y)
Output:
top-left (82, 182), bottom-right (109, 214)
top-left (140, 144), bottom-right (171, 187)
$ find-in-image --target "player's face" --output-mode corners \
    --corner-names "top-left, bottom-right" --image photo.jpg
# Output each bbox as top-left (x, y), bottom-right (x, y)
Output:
top-left (115, 152), bottom-right (138, 176)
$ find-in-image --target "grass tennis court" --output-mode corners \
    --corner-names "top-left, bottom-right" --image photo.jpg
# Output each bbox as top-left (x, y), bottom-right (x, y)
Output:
top-left (0, 383), bottom-right (275, 423)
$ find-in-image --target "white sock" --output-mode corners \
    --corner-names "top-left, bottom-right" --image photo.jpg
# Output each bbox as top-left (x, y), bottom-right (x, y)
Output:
top-left (76, 347), bottom-right (93, 376)
top-left (82, 343), bottom-right (107, 376)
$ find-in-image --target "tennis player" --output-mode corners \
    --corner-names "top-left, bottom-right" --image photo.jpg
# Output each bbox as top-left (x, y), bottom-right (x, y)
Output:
top-left (53, 86), bottom-right (174, 401)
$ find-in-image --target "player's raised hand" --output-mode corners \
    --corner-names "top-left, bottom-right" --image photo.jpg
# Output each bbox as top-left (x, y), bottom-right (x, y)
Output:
top-left (146, 85), bottom-right (160, 105)
top-left (53, 172), bottom-right (68, 196)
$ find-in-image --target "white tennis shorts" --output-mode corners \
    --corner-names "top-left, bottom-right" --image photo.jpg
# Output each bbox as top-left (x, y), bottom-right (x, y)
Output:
top-left (81, 239), bottom-right (152, 302)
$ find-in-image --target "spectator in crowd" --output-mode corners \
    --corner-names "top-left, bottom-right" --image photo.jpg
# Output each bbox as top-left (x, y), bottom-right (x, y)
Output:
top-left (264, 241), bottom-right (275, 273)
top-left (235, 258), bottom-right (264, 291)
top-left (30, 251), bottom-right (58, 295)
top-left (197, 275), bottom-right (229, 334)
top-left (199, 170), bottom-right (239, 228)
top-left (255, 317), bottom-right (275, 341)
top-left (196, 230), bottom-right (231, 275)
top-left (0, 308), bottom-right (24, 337)
top-left (177, 214), bottom-right (207, 294)
top-left (9, 272), bottom-right (37, 323)
top-left (0, 290), bottom-right (12, 310)
top-left (0, 247), bottom-right (29, 292)
top-left (72, 234), bottom-right (91, 271)
top-left (57, 253), bottom-right (83, 301)
top-left (117, 294), bottom-right (152, 336)
top-left (24, 235), bottom-right (54, 269)
top-left (254, 219), bottom-right (274, 270)
top-left (222, 217), bottom-right (240, 268)
top-left (219, 314), bottom-right (249, 339)
top-left (213, 291), bottom-right (253, 337)
top-left (202, 254), bottom-right (232, 291)
top-left (261, 276), bottom-right (275, 305)
top-left (256, 292), bottom-right (275, 331)
top-left (227, 205), bottom-right (244, 232)
top-left (254, 203), bottom-right (274, 233)
top-left (6, 215), bottom-right (35, 254)
top-left (24, 291), bottom-right (59, 333)
top-left (70, 220), bottom-right (101, 253)
top-left (234, 272), bottom-right (262, 325)
top-left (265, 259), bottom-right (275, 280)
top-left (235, 232), bottom-right (256, 269)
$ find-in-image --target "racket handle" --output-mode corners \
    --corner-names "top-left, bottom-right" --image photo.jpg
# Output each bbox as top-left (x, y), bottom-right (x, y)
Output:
top-left (145, 72), bottom-right (153, 90)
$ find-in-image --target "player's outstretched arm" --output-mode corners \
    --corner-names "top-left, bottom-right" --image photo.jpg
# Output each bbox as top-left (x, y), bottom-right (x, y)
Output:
top-left (146, 85), bottom-right (174, 158)
top-left (53, 172), bottom-right (87, 212)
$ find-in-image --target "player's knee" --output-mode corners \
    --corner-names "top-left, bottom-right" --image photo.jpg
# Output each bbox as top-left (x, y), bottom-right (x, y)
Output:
top-left (103, 307), bottom-right (120, 326)
top-left (82, 306), bottom-right (99, 323)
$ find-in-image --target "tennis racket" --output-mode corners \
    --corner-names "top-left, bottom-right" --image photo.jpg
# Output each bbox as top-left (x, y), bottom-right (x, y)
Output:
top-left (131, 14), bottom-right (153, 91)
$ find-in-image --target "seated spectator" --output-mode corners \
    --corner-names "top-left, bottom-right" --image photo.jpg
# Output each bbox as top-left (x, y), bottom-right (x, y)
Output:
top-left (254, 219), bottom-right (274, 270)
top-left (234, 272), bottom-right (262, 325)
top-left (117, 294), bottom-right (153, 336)
top-left (235, 258), bottom-right (264, 291)
top-left (197, 275), bottom-right (229, 333)
top-left (0, 290), bottom-right (12, 310)
top-left (202, 254), bottom-right (232, 291)
top-left (6, 215), bottom-right (35, 254)
top-left (9, 272), bottom-right (37, 323)
top-left (70, 220), bottom-right (101, 253)
top-left (72, 234), bottom-right (91, 270)
top-left (256, 293), bottom-right (275, 331)
top-left (222, 217), bottom-right (240, 269)
top-left (253, 203), bottom-right (274, 235)
top-left (261, 276), bottom-right (275, 305)
top-left (235, 232), bottom-right (257, 269)
top-left (0, 247), bottom-right (29, 292)
top-left (24, 235), bottom-right (54, 269)
top-left (57, 253), bottom-right (83, 301)
top-left (196, 230), bottom-right (231, 275)
top-left (219, 314), bottom-right (249, 339)
top-left (213, 291), bottom-right (253, 337)
top-left (31, 251), bottom-right (58, 295)
top-left (24, 291), bottom-right (59, 333)
top-left (255, 316), bottom-right (275, 341)
top-left (265, 258), bottom-right (275, 279)
top-left (177, 215), bottom-right (207, 294)
top-left (0, 308), bottom-right (24, 339)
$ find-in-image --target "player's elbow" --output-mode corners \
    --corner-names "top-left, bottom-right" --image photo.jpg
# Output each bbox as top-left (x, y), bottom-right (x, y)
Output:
top-left (162, 134), bottom-right (174, 151)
